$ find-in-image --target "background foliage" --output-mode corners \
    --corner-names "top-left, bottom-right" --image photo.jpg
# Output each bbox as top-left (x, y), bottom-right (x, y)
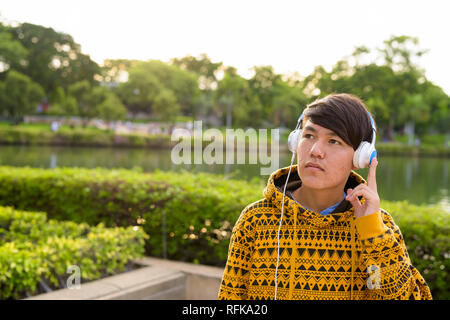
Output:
top-left (0, 21), bottom-right (448, 142)
top-left (0, 166), bottom-right (447, 299)
top-left (0, 205), bottom-right (148, 299)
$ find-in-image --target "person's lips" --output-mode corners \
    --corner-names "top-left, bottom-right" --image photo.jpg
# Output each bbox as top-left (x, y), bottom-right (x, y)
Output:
top-left (305, 162), bottom-right (324, 171)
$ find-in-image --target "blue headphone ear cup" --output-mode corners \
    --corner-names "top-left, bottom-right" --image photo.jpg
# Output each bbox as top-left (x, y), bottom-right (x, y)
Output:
top-left (288, 129), bottom-right (302, 153)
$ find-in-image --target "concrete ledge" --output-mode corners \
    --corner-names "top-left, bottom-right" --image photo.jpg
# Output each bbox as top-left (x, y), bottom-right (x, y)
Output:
top-left (134, 257), bottom-right (224, 300)
top-left (26, 257), bottom-right (225, 300)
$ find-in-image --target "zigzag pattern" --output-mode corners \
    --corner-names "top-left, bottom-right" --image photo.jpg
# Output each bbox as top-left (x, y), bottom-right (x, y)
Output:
top-left (218, 166), bottom-right (432, 300)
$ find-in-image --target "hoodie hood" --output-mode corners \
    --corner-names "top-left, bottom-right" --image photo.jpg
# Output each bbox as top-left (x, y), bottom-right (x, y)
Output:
top-left (263, 164), bottom-right (367, 228)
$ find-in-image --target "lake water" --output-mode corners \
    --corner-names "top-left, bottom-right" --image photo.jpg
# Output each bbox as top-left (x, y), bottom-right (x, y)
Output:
top-left (1, 145), bottom-right (448, 212)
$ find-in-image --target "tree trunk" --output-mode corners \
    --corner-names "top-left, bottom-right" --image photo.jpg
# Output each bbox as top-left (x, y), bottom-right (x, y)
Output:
top-left (226, 103), bottom-right (233, 128)
top-left (405, 120), bottom-right (415, 146)
top-left (386, 118), bottom-right (395, 141)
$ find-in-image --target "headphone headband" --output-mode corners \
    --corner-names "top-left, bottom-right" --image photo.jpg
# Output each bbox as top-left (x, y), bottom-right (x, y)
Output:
top-left (295, 108), bottom-right (376, 144)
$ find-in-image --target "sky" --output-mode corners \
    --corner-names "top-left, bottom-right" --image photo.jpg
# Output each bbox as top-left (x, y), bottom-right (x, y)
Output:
top-left (1, 0), bottom-right (449, 94)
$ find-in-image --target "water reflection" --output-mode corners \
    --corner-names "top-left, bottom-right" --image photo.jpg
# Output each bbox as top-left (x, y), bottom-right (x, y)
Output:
top-left (405, 161), bottom-right (412, 190)
top-left (1, 145), bottom-right (449, 211)
top-left (50, 153), bottom-right (57, 169)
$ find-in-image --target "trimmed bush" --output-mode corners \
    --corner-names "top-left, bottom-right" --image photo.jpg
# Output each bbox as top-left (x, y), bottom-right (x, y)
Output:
top-left (394, 134), bottom-right (447, 147)
top-left (0, 206), bottom-right (148, 299)
top-left (381, 200), bottom-right (449, 300)
top-left (376, 142), bottom-right (450, 157)
top-left (0, 166), bottom-right (260, 265)
top-left (0, 125), bottom-right (173, 148)
top-left (0, 166), bottom-right (448, 299)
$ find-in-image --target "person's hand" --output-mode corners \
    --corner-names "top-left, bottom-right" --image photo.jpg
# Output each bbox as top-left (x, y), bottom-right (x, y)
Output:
top-left (346, 158), bottom-right (380, 218)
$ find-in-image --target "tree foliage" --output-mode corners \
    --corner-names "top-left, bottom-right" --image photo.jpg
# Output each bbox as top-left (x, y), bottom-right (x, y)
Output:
top-left (0, 70), bottom-right (45, 123)
top-left (0, 18), bottom-right (448, 139)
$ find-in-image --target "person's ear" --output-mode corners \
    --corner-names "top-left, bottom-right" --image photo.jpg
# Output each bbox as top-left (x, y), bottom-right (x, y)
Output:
top-left (350, 149), bottom-right (357, 171)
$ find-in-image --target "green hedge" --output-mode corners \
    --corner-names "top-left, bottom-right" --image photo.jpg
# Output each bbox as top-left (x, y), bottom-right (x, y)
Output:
top-left (376, 143), bottom-right (450, 157)
top-left (0, 206), bottom-right (148, 299)
top-left (0, 166), bottom-right (448, 299)
top-left (394, 134), bottom-right (447, 146)
top-left (0, 166), bottom-right (260, 265)
top-left (381, 200), bottom-right (449, 300)
top-left (0, 125), bottom-right (173, 148)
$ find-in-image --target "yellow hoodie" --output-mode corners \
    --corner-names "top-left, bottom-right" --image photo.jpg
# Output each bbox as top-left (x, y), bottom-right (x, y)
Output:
top-left (218, 165), bottom-right (432, 300)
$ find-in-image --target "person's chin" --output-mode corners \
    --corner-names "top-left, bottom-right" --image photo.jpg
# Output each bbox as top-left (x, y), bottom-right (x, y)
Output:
top-left (300, 173), bottom-right (327, 189)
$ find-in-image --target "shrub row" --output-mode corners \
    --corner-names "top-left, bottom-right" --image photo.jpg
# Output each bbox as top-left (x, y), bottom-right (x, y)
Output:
top-left (0, 166), bottom-right (448, 299)
top-left (0, 126), bottom-right (260, 151)
top-left (0, 126), bottom-right (173, 148)
top-left (394, 134), bottom-right (448, 146)
top-left (376, 143), bottom-right (450, 157)
top-left (382, 200), bottom-right (449, 299)
top-left (0, 166), bottom-right (260, 265)
top-left (0, 206), bottom-right (148, 299)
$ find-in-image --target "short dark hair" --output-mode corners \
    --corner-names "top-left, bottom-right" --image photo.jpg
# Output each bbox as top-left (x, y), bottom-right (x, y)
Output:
top-left (302, 93), bottom-right (375, 150)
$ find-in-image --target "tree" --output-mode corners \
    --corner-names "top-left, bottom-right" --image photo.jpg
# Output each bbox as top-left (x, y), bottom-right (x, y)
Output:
top-left (117, 67), bottom-right (165, 116)
top-left (215, 68), bottom-right (263, 128)
top-left (377, 35), bottom-right (428, 73)
top-left (96, 89), bottom-right (127, 123)
top-left (138, 60), bottom-right (200, 116)
top-left (118, 60), bottom-right (200, 118)
top-left (248, 66), bottom-right (281, 115)
top-left (0, 70), bottom-right (44, 123)
top-left (398, 93), bottom-right (430, 143)
top-left (7, 22), bottom-right (100, 94)
top-left (271, 82), bottom-right (308, 128)
top-left (351, 45), bottom-right (371, 68)
top-left (299, 65), bottom-right (330, 98)
top-left (68, 80), bottom-right (96, 126)
top-left (98, 59), bottom-right (140, 85)
top-left (152, 88), bottom-right (180, 132)
top-left (171, 54), bottom-right (223, 123)
top-left (299, 35), bottom-right (438, 141)
top-left (47, 86), bottom-right (77, 116)
top-left (171, 53), bottom-right (223, 90)
top-left (420, 81), bottom-right (450, 134)
top-left (68, 80), bottom-right (126, 125)
top-left (0, 24), bottom-right (28, 78)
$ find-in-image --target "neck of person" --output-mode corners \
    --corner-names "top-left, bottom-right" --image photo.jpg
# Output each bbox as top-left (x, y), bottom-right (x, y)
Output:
top-left (291, 184), bottom-right (346, 213)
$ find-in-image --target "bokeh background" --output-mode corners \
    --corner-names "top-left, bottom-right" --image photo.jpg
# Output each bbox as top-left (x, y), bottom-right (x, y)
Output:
top-left (0, 0), bottom-right (448, 299)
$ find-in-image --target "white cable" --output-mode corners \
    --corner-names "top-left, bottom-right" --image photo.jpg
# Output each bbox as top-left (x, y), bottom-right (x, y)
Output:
top-left (274, 151), bottom-right (296, 300)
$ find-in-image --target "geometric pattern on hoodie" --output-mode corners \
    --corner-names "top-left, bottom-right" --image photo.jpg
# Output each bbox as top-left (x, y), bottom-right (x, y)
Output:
top-left (218, 165), bottom-right (432, 300)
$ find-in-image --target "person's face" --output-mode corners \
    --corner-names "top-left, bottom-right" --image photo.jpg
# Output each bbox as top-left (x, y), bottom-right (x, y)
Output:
top-left (296, 119), bottom-right (356, 190)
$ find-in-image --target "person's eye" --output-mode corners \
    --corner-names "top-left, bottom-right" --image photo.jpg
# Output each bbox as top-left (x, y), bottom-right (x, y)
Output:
top-left (303, 133), bottom-right (313, 139)
top-left (329, 139), bottom-right (341, 145)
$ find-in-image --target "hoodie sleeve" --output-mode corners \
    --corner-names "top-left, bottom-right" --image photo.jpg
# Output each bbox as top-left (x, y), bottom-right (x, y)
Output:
top-left (218, 205), bottom-right (255, 300)
top-left (354, 209), bottom-right (432, 300)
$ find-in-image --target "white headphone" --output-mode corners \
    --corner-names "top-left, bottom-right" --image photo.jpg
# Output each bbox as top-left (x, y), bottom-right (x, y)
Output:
top-left (274, 108), bottom-right (377, 300)
top-left (287, 110), bottom-right (377, 168)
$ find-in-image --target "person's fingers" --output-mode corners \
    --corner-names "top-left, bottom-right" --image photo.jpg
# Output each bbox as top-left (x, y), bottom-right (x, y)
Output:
top-left (367, 157), bottom-right (378, 192)
top-left (346, 185), bottom-right (371, 202)
top-left (346, 185), bottom-right (366, 200)
top-left (347, 192), bottom-right (362, 210)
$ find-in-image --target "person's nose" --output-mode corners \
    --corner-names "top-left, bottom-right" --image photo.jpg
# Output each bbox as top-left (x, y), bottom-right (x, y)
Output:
top-left (310, 140), bottom-right (325, 158)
